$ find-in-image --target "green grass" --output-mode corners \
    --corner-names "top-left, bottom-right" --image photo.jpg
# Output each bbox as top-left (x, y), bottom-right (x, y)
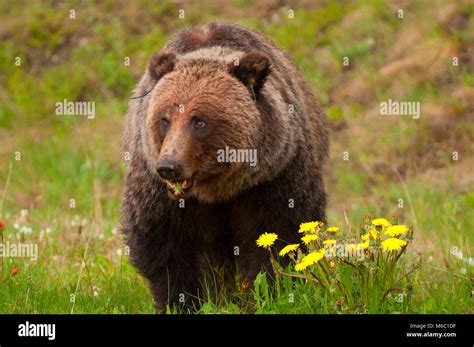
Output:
top-left (0, 0), bottom-right (472, 314)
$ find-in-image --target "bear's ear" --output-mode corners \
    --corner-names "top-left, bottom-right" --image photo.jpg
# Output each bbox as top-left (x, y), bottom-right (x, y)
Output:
top-left (148, 51), bottom-right (176, 81)
top-left (228, 51), bottom-right (271, 100)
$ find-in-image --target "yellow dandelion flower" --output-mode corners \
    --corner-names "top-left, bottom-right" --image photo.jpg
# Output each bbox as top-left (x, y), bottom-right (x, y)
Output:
top-left (256, 233), bottom-right (278, 249)
top-left (301, 234), bottom-right (318, 245)
top-left (323, 239), bottom-right (336, 245)
top-left (326, 226), bottom-right (339, 233)
top-left (369, 228), bottom-right (380, 239)
top-left (298, 221), bottom-right (321, 234)
top-left (385, 225), bottom-right (408, 237)
top-left (362, 228), bottom-right (380, 241)
top-left (372, 218), bottom-right (391, 227)
top-left (362, 239), bottom-right (370, 249)
top-left (381, 238), bottom-right (407, 252)
top-left (301, 249), bottom-right (325, 265)
top-left (279, 244), bottom-right (299, 256)
top-left (295, 261), bottom-right (310, 271)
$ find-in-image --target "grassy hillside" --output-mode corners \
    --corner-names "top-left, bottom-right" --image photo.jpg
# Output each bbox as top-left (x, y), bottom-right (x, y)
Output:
top-left (0, 0), bottom-right (472, 313)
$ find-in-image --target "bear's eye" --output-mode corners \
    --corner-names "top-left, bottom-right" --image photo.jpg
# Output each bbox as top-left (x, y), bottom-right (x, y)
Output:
top-left (192, 117), bottom-right (206, 129)
top-left (159, 118), bottom-right (170, 136)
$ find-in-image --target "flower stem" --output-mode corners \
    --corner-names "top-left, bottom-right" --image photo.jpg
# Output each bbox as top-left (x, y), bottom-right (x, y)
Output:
top-left (268, 249), bottom-right (281, 298)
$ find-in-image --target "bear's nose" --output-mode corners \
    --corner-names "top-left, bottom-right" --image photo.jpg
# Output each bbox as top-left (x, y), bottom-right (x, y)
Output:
top-left (157, 159), bottom-right (182, 180)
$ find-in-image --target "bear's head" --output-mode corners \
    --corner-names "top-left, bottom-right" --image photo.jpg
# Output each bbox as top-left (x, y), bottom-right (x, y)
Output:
top-left (144, 50), bottom-right (272, 202)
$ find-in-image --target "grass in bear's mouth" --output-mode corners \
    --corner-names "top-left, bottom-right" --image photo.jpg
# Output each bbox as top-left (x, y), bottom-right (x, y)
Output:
top-left (165, 179), bottom-right (193, 195)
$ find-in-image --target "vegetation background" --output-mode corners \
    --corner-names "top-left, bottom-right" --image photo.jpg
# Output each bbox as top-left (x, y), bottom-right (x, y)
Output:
top-left (0, 0), bottom-right (472, 313)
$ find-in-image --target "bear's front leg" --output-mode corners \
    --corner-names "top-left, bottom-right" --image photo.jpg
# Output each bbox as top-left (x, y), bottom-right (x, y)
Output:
top-left (124, 224), bottom-right (203, 313)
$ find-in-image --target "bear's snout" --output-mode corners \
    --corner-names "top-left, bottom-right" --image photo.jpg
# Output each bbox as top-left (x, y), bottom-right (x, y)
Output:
top-left (157, 158), bottom-right (183, 180)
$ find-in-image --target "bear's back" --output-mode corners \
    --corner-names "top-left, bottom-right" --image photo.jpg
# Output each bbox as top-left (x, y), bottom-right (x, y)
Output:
top-left (165, 22), bottom-right (299, 78)
top-left (167, 22), bottom-right (276, 57)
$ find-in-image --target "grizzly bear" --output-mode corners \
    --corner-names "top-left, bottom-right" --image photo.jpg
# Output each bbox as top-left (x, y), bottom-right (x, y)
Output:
top-left (121, 22), bottom-right (328, 312)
